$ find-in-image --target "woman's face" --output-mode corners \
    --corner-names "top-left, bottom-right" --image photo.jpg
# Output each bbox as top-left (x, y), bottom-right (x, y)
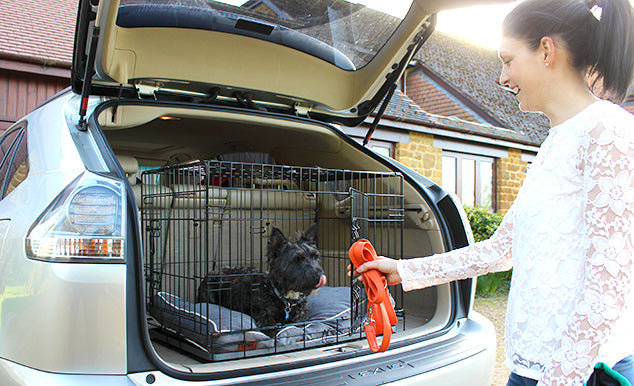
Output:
top-left (498, 35), bottom-right (549, 113)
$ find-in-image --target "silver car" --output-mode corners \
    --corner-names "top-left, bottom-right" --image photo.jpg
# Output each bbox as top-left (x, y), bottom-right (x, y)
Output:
top-left (0, 0), bottom-right (502, 384)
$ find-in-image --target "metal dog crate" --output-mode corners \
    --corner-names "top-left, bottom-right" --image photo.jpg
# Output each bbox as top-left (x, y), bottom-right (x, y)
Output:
top-left (141, 159), bottom-right (404, 361)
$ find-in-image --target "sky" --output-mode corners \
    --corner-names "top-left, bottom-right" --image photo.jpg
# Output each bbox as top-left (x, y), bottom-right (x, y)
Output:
top-left (341, 0), bottom-right (519, 49)
top-left (436, 0), bottom-right (634, 49)
top-left (436, 2), bottom-right (519, 49)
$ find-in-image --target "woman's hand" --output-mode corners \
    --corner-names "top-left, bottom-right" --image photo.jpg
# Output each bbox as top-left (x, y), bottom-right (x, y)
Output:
top-left (351, 256), bottom-right (402, 286)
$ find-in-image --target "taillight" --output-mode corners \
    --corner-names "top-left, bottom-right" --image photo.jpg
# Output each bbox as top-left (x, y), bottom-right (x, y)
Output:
top-left (26, 172), bottom-right (126, 262)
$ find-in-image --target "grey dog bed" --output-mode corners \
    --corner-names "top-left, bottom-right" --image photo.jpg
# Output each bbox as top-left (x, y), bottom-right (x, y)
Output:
top-left (150, 286), bottom-right (359, 353)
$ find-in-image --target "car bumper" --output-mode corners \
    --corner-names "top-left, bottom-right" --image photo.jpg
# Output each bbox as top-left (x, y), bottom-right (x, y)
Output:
top-left (387, 313), bottom-right (496, 385)
top-left (130, 311), bottom-right (496, 385)
top-left (0, 358), bottom-right (135, 386)
top-left (0, 312), bottom-right (495, 385)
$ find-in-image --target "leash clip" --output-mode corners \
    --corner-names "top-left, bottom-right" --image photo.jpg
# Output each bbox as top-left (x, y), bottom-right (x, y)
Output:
top-left (364, 306), bottom-right (374, 326)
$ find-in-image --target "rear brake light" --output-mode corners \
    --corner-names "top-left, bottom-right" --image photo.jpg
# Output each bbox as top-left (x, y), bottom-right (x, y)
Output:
top-left (26, 173), bottom-right (126, 262)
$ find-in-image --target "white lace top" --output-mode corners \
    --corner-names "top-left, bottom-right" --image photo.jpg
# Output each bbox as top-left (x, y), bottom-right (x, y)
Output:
top-left (396, 100), bottom-right (634, 386)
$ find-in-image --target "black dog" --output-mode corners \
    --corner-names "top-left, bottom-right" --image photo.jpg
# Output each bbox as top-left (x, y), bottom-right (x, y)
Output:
top-left (197, 223), bottom-right (327, 330)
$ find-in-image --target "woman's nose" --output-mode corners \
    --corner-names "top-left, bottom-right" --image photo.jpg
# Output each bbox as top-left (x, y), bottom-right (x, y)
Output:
top-left (499, 71), bottom-right (509, 86)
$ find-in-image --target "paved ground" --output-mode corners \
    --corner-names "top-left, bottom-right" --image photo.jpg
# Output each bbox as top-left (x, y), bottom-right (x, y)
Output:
top-left (473, 292), bottom-right (510, 386)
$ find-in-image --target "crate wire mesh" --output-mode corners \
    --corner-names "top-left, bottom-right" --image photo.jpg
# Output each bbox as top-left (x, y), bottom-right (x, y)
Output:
top-left (141, 160), bottom-right (404, 361)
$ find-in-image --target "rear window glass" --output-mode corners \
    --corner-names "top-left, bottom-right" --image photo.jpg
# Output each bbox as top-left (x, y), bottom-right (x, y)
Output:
top-left (117, 0), bottom-right (413, 70)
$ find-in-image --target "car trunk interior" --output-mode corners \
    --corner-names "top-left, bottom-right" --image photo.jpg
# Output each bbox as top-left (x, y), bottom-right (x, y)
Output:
top-left (97, 103), bottom-right (453, 371)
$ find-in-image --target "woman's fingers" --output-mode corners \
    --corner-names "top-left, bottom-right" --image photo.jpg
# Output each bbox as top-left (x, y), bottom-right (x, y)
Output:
top-left (353, 257), bottom-right (402, 286)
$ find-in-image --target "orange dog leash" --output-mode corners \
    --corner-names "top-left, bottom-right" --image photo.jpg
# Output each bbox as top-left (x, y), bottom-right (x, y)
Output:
top-left (349, 239), bottom-right (397, 353)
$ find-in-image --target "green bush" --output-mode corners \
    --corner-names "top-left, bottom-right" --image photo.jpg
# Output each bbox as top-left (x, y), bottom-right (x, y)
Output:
top-left (463, 206), bottom-right (511, 295)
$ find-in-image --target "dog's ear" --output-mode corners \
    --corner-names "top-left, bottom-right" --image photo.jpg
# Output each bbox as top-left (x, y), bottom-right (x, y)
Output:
top-left (300, 223), bottom-right (318, 246)
top-left (268, 226), bottom-right (288, 255)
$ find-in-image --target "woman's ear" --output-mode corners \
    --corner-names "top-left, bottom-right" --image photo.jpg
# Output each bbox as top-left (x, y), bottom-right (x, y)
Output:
top-left (539, 36), bottom-right (556, 67)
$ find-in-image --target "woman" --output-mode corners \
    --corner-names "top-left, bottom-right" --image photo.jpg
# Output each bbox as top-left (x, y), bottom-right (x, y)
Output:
top-left (353, 0), bottom-right (634, 385)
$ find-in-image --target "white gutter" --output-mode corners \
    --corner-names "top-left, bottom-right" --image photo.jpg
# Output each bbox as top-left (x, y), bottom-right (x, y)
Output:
top-left (354, 116), bottom-right (542, 154)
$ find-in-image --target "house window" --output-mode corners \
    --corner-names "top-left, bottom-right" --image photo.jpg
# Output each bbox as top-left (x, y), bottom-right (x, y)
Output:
top-left (352, 137), bottom-right (395, 158)
top-left (441, 151), bottom-right (494, 210)
top-left (369, 143), bottom-right (393, 158)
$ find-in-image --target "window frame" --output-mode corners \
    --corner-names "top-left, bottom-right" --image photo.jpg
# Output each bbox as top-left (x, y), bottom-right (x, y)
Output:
top-left (441, 150), bottom-right (496, 211)
top-left (366, 139), bottom-right (395, 158)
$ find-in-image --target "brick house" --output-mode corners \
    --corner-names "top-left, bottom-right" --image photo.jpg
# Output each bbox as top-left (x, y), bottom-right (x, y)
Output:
top-left (342, 31), bottom-right (552, 214)
top-left (2, 0), bottom-right (633, 215)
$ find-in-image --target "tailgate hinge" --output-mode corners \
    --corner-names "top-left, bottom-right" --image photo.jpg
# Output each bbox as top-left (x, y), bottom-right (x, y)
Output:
top-left (136, 84), bottom-right (160, 100)
top-left (294, 103), bottom-right (310, 117)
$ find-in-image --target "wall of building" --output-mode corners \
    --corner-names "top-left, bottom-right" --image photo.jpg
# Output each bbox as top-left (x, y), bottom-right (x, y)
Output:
top-left (395, 131), bottom-right (442, 185)
top-left (395, 132), bottom-right (528, 215)
top-left (496, 148), bottom-right (528, 215)
top-left (0, 68), bottom-right (69, 133)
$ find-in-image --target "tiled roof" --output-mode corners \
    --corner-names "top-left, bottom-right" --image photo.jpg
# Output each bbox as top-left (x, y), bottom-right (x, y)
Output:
top-left (0, 0), bottom-right (76, 66)
top-left (381, 88), bottom-right (429, 122)
top-left (379, 89), bottom-right (535, 145)
top-left (406, 71), bottom-right (481, 123)
top-left (415, 31), bottom-right (551, 145)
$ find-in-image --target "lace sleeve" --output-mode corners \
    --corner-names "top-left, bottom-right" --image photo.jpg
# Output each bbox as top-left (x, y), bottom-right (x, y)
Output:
top-left (538, 122), bottom-right (634, 386)
top-left (396, 205), bottom-right (515, 291)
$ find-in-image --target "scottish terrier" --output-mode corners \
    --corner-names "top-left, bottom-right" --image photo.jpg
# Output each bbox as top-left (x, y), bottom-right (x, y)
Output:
top-left (197, 223), bottom-right (327, 330)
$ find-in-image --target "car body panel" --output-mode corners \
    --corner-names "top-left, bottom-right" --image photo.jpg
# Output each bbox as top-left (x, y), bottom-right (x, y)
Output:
top-left (0, 261), bottom-right (127, 373)
top-left (0, 98), bottom-right (128, 374)
top-left (0, 357), bottom-right (135, 386)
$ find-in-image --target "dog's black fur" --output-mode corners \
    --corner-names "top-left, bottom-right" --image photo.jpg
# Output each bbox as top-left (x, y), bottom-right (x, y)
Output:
top-left (197, 223), bottom-right (326, 330)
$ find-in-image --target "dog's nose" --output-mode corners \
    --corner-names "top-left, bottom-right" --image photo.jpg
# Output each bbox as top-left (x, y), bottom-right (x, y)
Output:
top-left (315, 275), bottom-right (327, 288)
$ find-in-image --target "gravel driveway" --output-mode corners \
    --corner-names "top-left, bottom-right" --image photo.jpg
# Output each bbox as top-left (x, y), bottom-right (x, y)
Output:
top-left (473, 293), bottom-right (510, 386)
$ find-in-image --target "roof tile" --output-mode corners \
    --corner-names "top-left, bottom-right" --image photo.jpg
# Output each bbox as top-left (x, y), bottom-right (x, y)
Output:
top-left (0, 0), bottom-right (76, 66)
top-left (380, 89), bottom-right (535, 145)
top-left (416, 31), bottom-right (551, 144)
top-left (406, 72), bottom-right (481, 123)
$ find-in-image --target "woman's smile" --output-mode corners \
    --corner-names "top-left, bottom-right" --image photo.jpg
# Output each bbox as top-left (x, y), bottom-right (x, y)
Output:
top-left (498, 35), bottom-right (548, 113)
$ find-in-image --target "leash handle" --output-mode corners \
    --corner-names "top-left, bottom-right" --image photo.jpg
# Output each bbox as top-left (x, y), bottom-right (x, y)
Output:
top-left (349, 239), bottom-right (397, 353)
top-left (349, 241), bottom-right (386, 303)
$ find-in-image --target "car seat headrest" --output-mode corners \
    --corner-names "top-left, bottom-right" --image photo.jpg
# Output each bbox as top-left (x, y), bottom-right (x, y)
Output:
top-left (116, 155), bottom-right (139, 185)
